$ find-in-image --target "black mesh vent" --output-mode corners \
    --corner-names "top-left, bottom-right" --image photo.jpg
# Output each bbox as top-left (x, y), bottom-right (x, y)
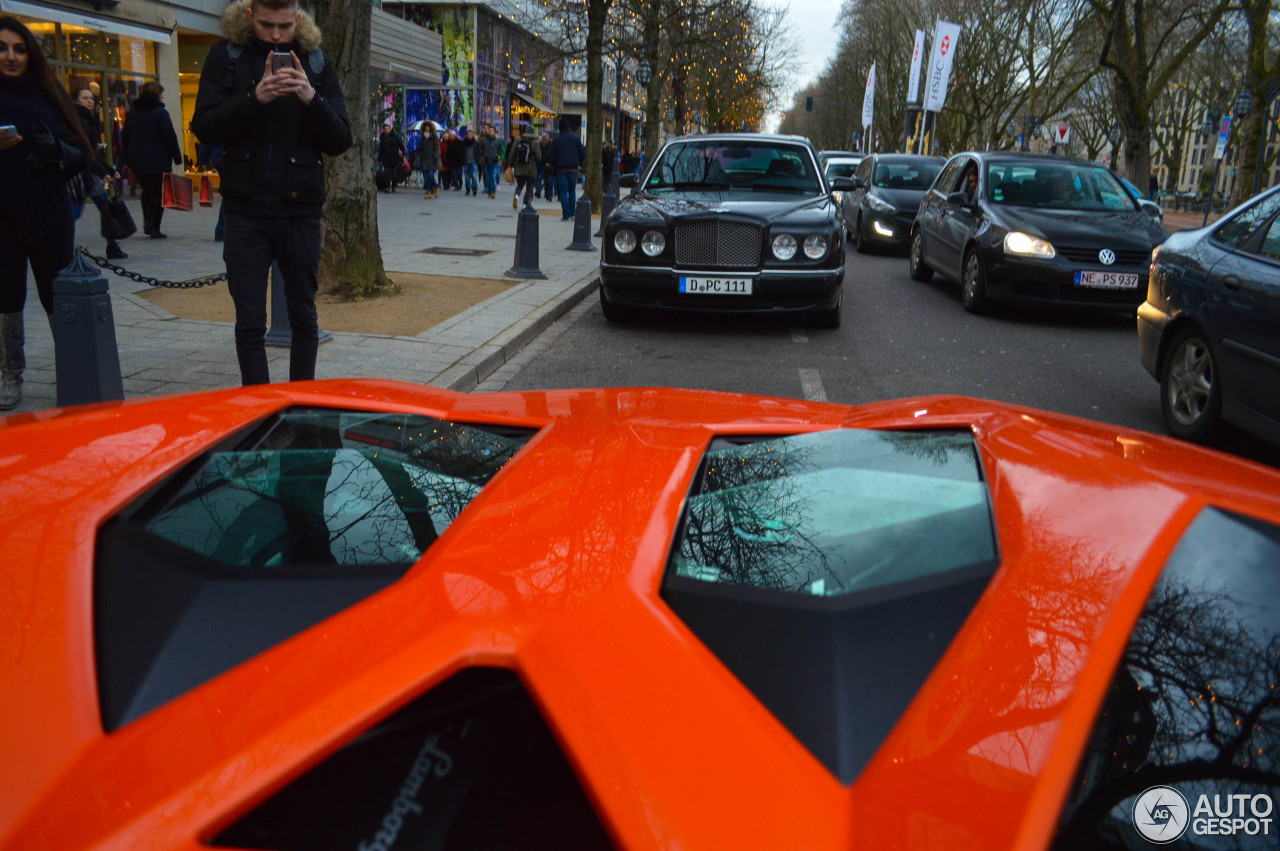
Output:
top-left (212, 668), bottom-right (613, 851)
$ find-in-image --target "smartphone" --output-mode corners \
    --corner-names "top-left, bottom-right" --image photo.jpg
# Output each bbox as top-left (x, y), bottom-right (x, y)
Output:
top-left (270, 51), bottom-right (292, 74)
top-left (0, 125), bottom-right (18, 142)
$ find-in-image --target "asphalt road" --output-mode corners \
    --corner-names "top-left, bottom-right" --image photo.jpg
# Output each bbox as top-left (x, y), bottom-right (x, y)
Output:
top-left (495, 247), bottom-right (1280, 470)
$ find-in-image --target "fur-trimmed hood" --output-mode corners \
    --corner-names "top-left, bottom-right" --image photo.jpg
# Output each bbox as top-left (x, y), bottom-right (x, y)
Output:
top-left (220, 0), bottom-right (322, 52)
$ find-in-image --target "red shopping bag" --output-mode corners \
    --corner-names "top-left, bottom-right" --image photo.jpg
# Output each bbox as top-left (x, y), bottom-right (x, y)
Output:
top-left (162, 173), bottom-right (194, 211)
top-left (198, 174), bottom-right (213, 206)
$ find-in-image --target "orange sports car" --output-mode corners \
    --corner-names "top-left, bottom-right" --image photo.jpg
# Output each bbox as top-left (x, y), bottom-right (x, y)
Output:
top-left (1, 380), bottom-right (1278, 850)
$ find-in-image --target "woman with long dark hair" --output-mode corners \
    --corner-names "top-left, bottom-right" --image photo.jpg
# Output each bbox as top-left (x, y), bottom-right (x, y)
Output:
top-left (0, 16), bottom-right (92, 410)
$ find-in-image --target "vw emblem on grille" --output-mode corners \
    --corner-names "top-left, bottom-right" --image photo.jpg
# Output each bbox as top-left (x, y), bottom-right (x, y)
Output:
top-left (1098, 249), bottom-right (1116, 265)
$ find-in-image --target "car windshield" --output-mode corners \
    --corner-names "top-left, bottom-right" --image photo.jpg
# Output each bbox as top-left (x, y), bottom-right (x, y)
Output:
top-left (824, 161), bottom-right (860, 180)
top-left (647, 140), bottom-right (822, 195)
top-left (986, 162), bottom-right (1138, 211)
top-left (872, 161), bottom-right (943, 190)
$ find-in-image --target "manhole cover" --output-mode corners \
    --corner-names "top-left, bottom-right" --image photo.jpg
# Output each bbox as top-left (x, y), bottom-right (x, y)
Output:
top-left (417, 247), bottom-right (493, 256)
top-left (477, 233), bottom-right (517, 239)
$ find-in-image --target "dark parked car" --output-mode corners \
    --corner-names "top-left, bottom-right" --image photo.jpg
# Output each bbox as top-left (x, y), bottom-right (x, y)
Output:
top-left (909, 152), bottom-right (1170, 313)
top-left (841, 153), bottom-right (945, 252)
top-left (1138, 185), bottom-right (1280, 446)
top-left (601, 134), bottom-right (848, 328)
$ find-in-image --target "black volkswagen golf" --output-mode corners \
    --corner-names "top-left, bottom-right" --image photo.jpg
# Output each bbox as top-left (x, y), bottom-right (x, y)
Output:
top-left (908, 152), bottom-right (1169, 313)
top-left (600, 134), bottom-right (848, 328)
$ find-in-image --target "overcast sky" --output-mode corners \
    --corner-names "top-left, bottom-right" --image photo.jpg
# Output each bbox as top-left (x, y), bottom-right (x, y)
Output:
top-left (761, 0), bottom-right (842, 130)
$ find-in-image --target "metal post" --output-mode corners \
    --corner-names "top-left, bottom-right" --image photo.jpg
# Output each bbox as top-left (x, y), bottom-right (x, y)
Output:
top-left (506, 200), bottom-right (547, 279)
top-left (567, 194), bottom-right (596, 251)
top-left (52, 252), bottom-right (123, 406)
top-left (264, 261), bottom-right (332, 348)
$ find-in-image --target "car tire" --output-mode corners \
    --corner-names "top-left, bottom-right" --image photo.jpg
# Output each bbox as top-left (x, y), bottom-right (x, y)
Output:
top-left (599, 287), bottom-right (632, 323)
top-left (853, 215), bottom-right (867, 253)
top-left (908, 229), bottom-right (933, 282)
top-left (1160, 326), bottom-right (1221, 443)
top-left (961, 249), bottom-right (990, 314)
top-left (807, 292), bottom-right (842, 329)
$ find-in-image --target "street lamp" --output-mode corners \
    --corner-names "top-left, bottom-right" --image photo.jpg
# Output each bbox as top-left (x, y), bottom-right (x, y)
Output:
top-left (636, 58), bottom-right (652, 87)
top-left (1235, 89), bottom-right (1253, 118)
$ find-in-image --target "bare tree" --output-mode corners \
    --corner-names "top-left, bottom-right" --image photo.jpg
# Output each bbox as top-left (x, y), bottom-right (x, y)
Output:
top-left (1228, 0), bottom-right (1279, 205)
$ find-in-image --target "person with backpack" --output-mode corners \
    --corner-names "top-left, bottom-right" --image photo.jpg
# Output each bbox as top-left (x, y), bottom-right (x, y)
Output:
top-left (503, 124), bottom-right (540, 209)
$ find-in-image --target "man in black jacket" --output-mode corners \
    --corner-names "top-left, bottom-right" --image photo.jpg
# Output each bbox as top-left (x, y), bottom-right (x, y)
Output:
top-left (121, 80), bottom-right (181, 239)
top-left (191, 0), bottom-right (351, 386)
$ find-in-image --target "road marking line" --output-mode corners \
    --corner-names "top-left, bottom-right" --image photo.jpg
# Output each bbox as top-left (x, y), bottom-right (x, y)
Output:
top-left (798, 368), bottom-right (827, 402)
top-left (791, 327), bottom-right (809, 344)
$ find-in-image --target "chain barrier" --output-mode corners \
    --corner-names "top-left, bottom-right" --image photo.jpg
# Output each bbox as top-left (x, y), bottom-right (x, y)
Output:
top-left (76, 245), bottom-right (228, 289)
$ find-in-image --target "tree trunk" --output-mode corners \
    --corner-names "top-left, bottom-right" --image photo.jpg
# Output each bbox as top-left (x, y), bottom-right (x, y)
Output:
top-left (1229, 0), bottom-right (1274, 207)
top-left (584, 0), bottom-right (611, 210)
top-left (313, 0), bottom-right (393, 299)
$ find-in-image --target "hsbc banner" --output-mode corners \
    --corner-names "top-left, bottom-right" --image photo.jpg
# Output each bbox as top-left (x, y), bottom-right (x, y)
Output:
top-left (907, 29), bottom-right (925, 104)
top-left (862, 63), bottom-right (876, 130)
top-left (924, 19), bottom-right (963, 113)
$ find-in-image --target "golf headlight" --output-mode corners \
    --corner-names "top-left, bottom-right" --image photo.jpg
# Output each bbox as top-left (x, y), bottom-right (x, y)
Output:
top-left (772, 233), bottom-right (797, 260)
top-left (1003, 231), bottom-right (1056, 258)
top-left (613, 229), bottom-right (637, 254)
top-left (868, 196), bottom-right (896, 213)
top-left (641, 230), bottom-right (666, 257)
top-left (803, 234), bottom-right (829, 259)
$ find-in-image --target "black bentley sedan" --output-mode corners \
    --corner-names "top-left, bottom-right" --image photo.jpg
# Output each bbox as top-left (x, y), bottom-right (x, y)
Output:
top-left (908, 152), bottom-right (1169, 313)
top-left (841, 153), bottom-right (945, 252)
top-left (600, 134), bottom-right (848, 328)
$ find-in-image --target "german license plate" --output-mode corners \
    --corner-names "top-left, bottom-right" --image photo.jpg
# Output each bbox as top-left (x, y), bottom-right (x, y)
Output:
top-left (679, 276), bottom-right (753, 295)
top-left (1075, 270), bottom-right (1140, 289)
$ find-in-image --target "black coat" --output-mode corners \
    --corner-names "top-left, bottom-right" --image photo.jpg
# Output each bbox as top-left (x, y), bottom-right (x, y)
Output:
top-left (191, 35), bottom-right (351, 218)
top-left (121, 93), bottom-right (181, 176)
top-left (76, 103), bottom-right (114, 180)
top-left (0, 72), bottom-right (87, 240)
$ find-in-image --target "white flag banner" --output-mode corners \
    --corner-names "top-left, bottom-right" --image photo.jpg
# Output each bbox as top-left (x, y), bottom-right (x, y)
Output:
top-left (923, 19), bottom-right (962, 113)
top-left (907, 29), bottom-right (925, 104)
top-left (862, 63), bottom-right (875, 129)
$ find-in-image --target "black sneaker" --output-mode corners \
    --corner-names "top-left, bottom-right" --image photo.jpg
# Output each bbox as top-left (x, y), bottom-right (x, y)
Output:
top-left (106, 245), bottom-right (127, 259)
top-left (150, 231), bottom-right (168, 239)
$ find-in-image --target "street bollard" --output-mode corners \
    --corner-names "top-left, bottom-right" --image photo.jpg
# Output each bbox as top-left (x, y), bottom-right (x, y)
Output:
top-left (567, 194), bottom-right (596, 251)
top-left (506, 200), bottom-right (547, 279)
top-left (264, 261), bottom-right (333, 348)
top-left (52, 252), bottom-right (123, 407)
top-left (596, 183), bottom-right (617, 238)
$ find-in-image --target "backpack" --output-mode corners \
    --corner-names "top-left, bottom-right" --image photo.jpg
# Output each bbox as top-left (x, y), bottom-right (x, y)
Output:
top-left (514, 137), bottom-right (532, 165)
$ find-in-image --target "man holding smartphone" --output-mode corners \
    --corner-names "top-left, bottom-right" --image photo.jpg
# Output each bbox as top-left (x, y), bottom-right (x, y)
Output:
top-left (191, 0), bottom-right (351, 386)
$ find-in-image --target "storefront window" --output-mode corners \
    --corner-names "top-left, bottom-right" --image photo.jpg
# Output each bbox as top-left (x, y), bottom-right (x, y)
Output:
top-left (105, 34), bottom-right (154, 74)
top-left (62, 25), bottom-right (101, 66)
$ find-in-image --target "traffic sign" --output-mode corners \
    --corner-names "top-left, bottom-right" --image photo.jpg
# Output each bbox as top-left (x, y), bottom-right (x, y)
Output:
top-left (1055, 123), bottom-right (1071, 145)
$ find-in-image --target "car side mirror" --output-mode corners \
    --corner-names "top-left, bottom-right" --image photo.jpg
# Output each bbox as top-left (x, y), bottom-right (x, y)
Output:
top-left (852, 177), bottom-right (865, 190)
top-left (830, 177), bottom-right (857, 191)
top-left (1139, 199), bottom-right (1163, 222)
top-left (619, 173), bottom-right (637, 190)
top-left (946, 190), bottom-right (976, 208)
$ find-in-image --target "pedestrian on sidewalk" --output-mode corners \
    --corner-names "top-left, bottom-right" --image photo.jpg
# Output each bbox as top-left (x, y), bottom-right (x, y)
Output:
top-left (378, 122), bottom-right (404, 193)
top-left (191, 0), bottom-right (352, 386)
top-left (460, 125), bottom-right (479, 195)
top-left (0, 16), bottom-right (92, 410)
top-left (536, 131), bottom-right (553, 200)
top-left (419, 121), bottom-right (439, 198)
top-left (446, 126), bottom-right (464, 189)
top-left (545, 117), bottom-right (586, 220)
top-left (72, 83), bottom-right (127, 259)
top-left (479, 124), bottom-right (501, 198)
top-left (601, 138), bottom-right (616, 189)
top-left (438, 128), bottom-right (453, 193)
top-left (122, 80), bottom-right (181, 238)
top-left (504, 124), bottom-right (540, 209)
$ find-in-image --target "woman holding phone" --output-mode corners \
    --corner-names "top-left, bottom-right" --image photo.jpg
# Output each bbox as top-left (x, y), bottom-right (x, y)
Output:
top-left (0, 16), bottom-right (92, 410)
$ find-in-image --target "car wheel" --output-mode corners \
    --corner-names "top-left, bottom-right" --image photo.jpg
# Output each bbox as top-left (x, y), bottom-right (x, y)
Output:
top-left (599, 287), bottom-right (632, 323)
top-left (807, 292), bottom-right (842, 329)
top-left (961, 249), bottom-right (990, 314)
top-left (1160, 326), bottom-right (1221, 443)
top-left (853, 215), bottom-right (867, 254)
top-left (908, 230), bottom-right (933, 282)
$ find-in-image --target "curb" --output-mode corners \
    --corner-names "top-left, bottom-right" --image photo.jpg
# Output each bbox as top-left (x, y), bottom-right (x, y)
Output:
top-left (438, 271), bottom-right (600, 392)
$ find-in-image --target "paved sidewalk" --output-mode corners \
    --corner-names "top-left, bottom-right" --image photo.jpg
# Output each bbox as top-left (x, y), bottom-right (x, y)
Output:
top-left (9, 185), bottom-right (601, 414)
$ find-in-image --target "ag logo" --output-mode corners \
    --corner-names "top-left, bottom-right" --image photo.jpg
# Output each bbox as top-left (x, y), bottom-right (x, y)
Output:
top-left (1098, 248), bottom-right (1116, 265)
top-left (1133, 786), bottom-right (1189, 843)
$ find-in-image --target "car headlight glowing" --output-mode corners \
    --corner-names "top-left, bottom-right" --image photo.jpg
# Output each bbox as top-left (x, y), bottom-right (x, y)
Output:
top-left (772, 233), bottom-right (797, 261)
top-left (803, 234), bottom-right (828, 259)
top-left (641, 230), bottom-right (666, 257)
top-left (1003, 231), bottom-right (1056, 258)
top-left (868, 196), bottom-right (896, 213)
top-left (613, 229), bottom-right (637, 254)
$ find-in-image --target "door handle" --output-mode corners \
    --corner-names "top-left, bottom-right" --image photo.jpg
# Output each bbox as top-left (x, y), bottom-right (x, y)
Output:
top-left (1220, 275), bottom-right (1242, 291)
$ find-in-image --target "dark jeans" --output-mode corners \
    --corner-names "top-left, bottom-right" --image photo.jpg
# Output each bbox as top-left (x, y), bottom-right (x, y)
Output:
top-left (0, 197), bottom-right (74, 314)
top-left (558, 170), bottom-right (579, 219)
top-left (137, 172), bottom-right (164, 235)
top-left (514, 175), bottom-right (535, 205)
top-left (223, 211), bottom-right (322, 385)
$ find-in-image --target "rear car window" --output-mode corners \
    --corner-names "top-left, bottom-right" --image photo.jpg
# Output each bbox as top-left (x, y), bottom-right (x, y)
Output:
top-left (1054, 508), bottom-right (1280, 849)
top-left (1214, 191), bottom-right (1280, 248)
top-left (95, 408), bottom-right (535, 729)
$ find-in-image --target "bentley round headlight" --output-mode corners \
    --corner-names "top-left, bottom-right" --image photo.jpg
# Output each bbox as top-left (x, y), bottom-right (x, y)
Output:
top-left (803, 234), bottom-right (829, 259)
top-left (641, 230), bottom-right (666, 257)
top-left (772, 233), bottom-right (797, 261)
top-left (613, 229), bottom-right (637, 254)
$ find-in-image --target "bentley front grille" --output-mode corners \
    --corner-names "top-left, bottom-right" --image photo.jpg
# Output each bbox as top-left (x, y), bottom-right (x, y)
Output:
top-left (675, 220), bottom-right (762, 268)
